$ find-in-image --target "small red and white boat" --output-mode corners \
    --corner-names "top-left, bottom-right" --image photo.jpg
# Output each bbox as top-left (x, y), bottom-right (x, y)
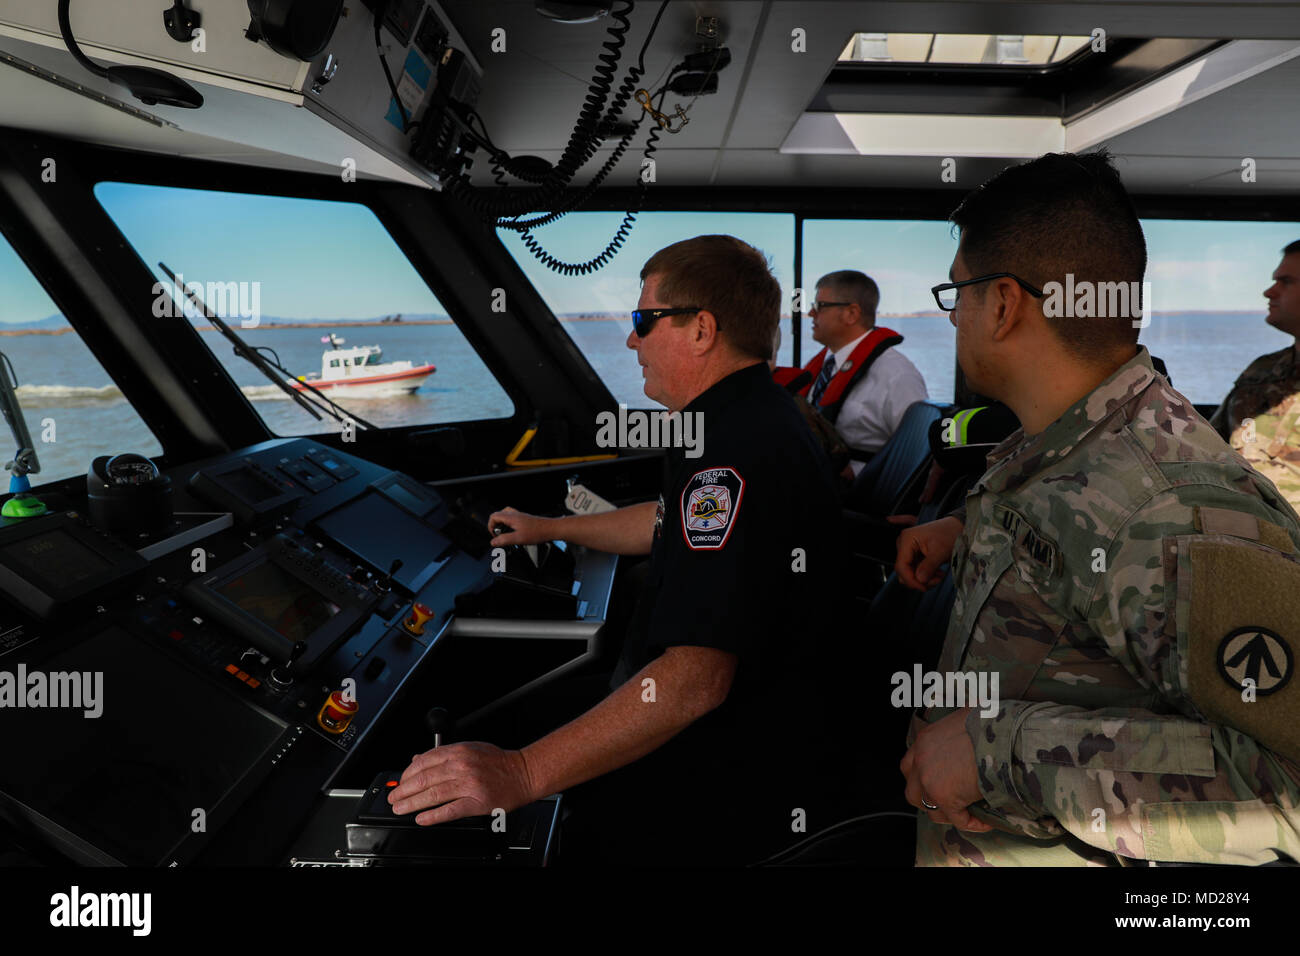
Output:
top-left (290, 334), bottom-right (435, 397)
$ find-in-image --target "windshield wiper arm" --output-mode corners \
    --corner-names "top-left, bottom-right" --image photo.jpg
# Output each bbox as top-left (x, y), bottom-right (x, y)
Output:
top-left (158, 262), bottom-right (375, 431)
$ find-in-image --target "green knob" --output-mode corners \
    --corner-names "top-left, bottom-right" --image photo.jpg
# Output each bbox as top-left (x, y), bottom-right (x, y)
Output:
top-left (2, 494), bottom-right (47, 518)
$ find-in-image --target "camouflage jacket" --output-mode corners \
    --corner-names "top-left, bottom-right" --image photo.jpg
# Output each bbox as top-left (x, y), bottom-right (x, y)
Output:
top-left (1208, 345), bottom-right (1300, 512)
top-left (916, 347), bottom-right (1300, 866)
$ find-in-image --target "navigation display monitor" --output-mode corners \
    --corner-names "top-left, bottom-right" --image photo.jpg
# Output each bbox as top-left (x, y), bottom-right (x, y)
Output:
top-left (0, 627), bottom-right (288, 865)
top-left (315, 491), bottom-right (451, 591)
top-left (215, 561), bottom-right (341, 644)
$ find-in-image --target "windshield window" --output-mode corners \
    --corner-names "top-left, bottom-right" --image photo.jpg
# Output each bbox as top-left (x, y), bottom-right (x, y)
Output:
top-left (499, 212), bottom-right (795, 408)
top-left (94, 182), bottom-right (514, 435)
top-left (0, 231), bottom-right (163, 485)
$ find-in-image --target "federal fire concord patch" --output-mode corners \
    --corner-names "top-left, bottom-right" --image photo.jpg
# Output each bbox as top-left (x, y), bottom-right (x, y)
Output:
top-left (681, 466), bottom-right (744, 550)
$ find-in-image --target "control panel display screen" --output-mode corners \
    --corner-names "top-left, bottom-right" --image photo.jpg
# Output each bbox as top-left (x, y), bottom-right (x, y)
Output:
top-left (0, 528), bottom-right (114, 591)
top-left (315, 492), bottom-right (451, 592)
top-left (221, 465), bottom-right (283, 505)
top-left (215, 561), bottom-right (341, 644)
top-left (0, 627), bottom-right (287, 865)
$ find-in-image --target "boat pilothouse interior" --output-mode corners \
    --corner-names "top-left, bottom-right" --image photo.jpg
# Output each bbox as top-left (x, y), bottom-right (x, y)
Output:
top-left (0, 0), bottom-right (1297, 884)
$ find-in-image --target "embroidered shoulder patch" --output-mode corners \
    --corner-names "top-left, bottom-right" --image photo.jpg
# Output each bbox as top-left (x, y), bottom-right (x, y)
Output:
top-left (681, 467), bottom-right (744, 550)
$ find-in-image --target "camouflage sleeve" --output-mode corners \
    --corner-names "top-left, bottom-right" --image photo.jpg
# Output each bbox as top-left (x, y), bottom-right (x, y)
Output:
top-left (966, 491), bottom-right (1300, 864)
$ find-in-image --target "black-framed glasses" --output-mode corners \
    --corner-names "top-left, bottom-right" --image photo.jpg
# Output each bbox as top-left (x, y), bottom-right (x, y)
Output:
top-left (809, 300), bottom-right (852, 314)
top-left (631, 307), bottom-right (705, 337)
top-left (931, 273), bottom-right (1045, 311)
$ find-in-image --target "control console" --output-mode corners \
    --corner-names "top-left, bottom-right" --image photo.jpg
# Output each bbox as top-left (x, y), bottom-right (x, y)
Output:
top-left (0, 438), bottom-right (492, 865)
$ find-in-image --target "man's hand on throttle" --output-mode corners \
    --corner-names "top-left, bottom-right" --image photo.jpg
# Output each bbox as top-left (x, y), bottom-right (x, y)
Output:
top-left (390, 741), bottom-right (536, 826)
top-left (487, 506), bottom-right (555, 547)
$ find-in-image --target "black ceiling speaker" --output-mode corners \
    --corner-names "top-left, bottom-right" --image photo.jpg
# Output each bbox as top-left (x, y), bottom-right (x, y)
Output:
top-left (245, 0), bottom-right (347, 61)
top-left (57, 0), bottom-right (203, 109)
top-left (535, 2), bottom-right (614, 24)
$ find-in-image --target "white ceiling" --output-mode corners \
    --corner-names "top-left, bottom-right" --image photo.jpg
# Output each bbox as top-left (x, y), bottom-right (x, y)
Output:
top-left (0, 0), bottom-right (1298, 193)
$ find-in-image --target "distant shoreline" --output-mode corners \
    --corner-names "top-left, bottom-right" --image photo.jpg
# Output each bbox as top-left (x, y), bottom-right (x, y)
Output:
top-left (0, 310), bottom-right (1271, 337)
top-left (191, 319), bottom-right (453, 331)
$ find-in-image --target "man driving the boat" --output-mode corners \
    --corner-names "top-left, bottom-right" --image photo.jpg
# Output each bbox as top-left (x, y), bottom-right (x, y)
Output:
top-left (385, 235), bottom-right (850, 864)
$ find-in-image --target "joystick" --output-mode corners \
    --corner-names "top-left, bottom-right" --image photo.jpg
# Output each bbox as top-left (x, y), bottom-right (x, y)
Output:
top-left (375, 558), bottom-right (403, 593)
top-left (269, 640), bottom-right (307, 688)
top-left (425, 706), bottom-right (455, 748)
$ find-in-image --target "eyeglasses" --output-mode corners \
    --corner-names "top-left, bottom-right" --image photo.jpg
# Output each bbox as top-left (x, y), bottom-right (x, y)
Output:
top-left (931, 273), bottom-right (1044, 311)
top-left (631, 307), bottom-right (705, 337)
top-left (808, 300), bottom-right (852, 314)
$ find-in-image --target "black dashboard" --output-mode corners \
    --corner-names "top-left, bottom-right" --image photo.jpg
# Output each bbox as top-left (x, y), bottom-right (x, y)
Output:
top-left (0, 439), bottom-right (618, 867)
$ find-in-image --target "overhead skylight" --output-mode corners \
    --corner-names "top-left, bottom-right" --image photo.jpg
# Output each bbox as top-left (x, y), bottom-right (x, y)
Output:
top-left (790, 39), bottom-right (1298, 159)
top-left (839, 33), bottom-right (1091, 66)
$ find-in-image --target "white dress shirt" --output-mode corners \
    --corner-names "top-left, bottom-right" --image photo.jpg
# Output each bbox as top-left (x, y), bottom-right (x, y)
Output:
top-left (823, 330), bottom-right (929, 475)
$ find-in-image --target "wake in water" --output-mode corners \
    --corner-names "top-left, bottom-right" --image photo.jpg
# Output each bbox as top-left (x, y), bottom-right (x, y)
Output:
top-left (15, 384), bottom-right (123, 406)
top-left (13, 382), bottom-right (428, 408)
top-left (241, 383), bottom-right (425, 401)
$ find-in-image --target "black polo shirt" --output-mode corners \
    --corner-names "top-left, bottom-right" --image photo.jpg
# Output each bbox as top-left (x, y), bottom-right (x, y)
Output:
top-left (572, 363), bottom-right (850, 864)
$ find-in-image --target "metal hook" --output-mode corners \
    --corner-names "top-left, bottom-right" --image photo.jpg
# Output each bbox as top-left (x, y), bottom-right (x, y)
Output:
top-left (635, 89), bottom-right (690, 133)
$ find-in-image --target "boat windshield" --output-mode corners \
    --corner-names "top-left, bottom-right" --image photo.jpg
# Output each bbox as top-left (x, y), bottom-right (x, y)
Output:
top-left (93, 183), bottom-right (514, 435)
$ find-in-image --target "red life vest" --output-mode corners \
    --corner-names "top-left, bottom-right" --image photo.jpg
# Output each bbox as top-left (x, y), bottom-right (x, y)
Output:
top-left (799, 326), bottom-right (904, 425)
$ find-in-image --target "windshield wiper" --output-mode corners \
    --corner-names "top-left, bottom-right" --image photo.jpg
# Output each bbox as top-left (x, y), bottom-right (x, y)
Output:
top-left (158, 262), bottom-right (375, 431)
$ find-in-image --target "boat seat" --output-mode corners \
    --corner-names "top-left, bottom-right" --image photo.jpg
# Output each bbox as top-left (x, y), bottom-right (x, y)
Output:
top-left (845, 400), bottom-right (949, 515)
top-left (836, 400), bottom-right (950, 605)
top-left (862, 473), bottom-right (970, 674)
top-left (766, 555), bottom-right (960, 867)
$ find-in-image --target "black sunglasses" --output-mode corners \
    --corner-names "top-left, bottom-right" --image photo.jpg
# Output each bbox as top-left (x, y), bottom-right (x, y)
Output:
top-left (631, 307), bottom-right (706, 337)
top-left (931, 273), bottom-right (1044, 311)
top-left (809, 300), bottom-right (852, 313)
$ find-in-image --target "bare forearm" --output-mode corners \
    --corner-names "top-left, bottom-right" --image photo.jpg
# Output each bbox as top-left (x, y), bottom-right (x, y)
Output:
top-left (518, 647), bottom-right (731, 798)
top-left (549, 500), bottom-right (657, 555)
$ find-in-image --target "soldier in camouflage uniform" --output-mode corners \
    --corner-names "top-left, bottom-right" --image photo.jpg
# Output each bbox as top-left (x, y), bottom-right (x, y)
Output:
top-left (895, 152), bottom-right (1300, 866)
top-left (1209, 241), bottom-right (1300, 510)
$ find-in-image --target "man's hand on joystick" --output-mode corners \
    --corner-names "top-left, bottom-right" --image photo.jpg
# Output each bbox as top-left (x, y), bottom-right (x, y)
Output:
top-left (486, 506), bottom-right (554, 547)
top-left (387, 707), bottom-right (537, 826)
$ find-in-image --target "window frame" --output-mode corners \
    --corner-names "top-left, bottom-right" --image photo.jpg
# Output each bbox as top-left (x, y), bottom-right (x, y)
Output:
top-left (91, 178), bottom-right (522, 441)
top-left (529, 190), bottom-right (1300, 408)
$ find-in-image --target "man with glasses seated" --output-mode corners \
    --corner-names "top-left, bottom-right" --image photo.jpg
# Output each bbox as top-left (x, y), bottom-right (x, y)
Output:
top-left (800, 270), bottom-right (928, 477)
top-left (894, 149), bottom-right (1300, 867)
top-left (386, 235), bottom-right (851, 865)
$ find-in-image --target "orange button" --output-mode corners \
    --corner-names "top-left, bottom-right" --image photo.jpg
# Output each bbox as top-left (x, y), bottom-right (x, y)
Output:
top-left (236, 670), bottom-right (249, 682)
top-left (225, 664), bottom-right (239, 675)
top-left (247, 678), bottom-right (261, 689)
top-left (386, 780), bottom-right (398, 787)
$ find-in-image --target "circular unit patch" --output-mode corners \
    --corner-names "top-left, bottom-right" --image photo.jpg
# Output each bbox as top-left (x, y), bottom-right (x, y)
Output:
top-left (1216, 626), bottom-right (1294, 696)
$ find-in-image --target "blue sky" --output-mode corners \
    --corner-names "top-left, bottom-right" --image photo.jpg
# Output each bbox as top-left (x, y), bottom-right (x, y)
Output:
top-left (88, 183), bottom-right (446, 323)
top-left (2, 185), bottom-right (1298, 325)
top-left (0, 234), bottom-right (57, 325)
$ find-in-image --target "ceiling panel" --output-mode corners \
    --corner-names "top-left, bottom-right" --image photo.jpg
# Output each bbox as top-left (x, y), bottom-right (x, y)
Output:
top-left (0, 1), bottom-right (1298, 193)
